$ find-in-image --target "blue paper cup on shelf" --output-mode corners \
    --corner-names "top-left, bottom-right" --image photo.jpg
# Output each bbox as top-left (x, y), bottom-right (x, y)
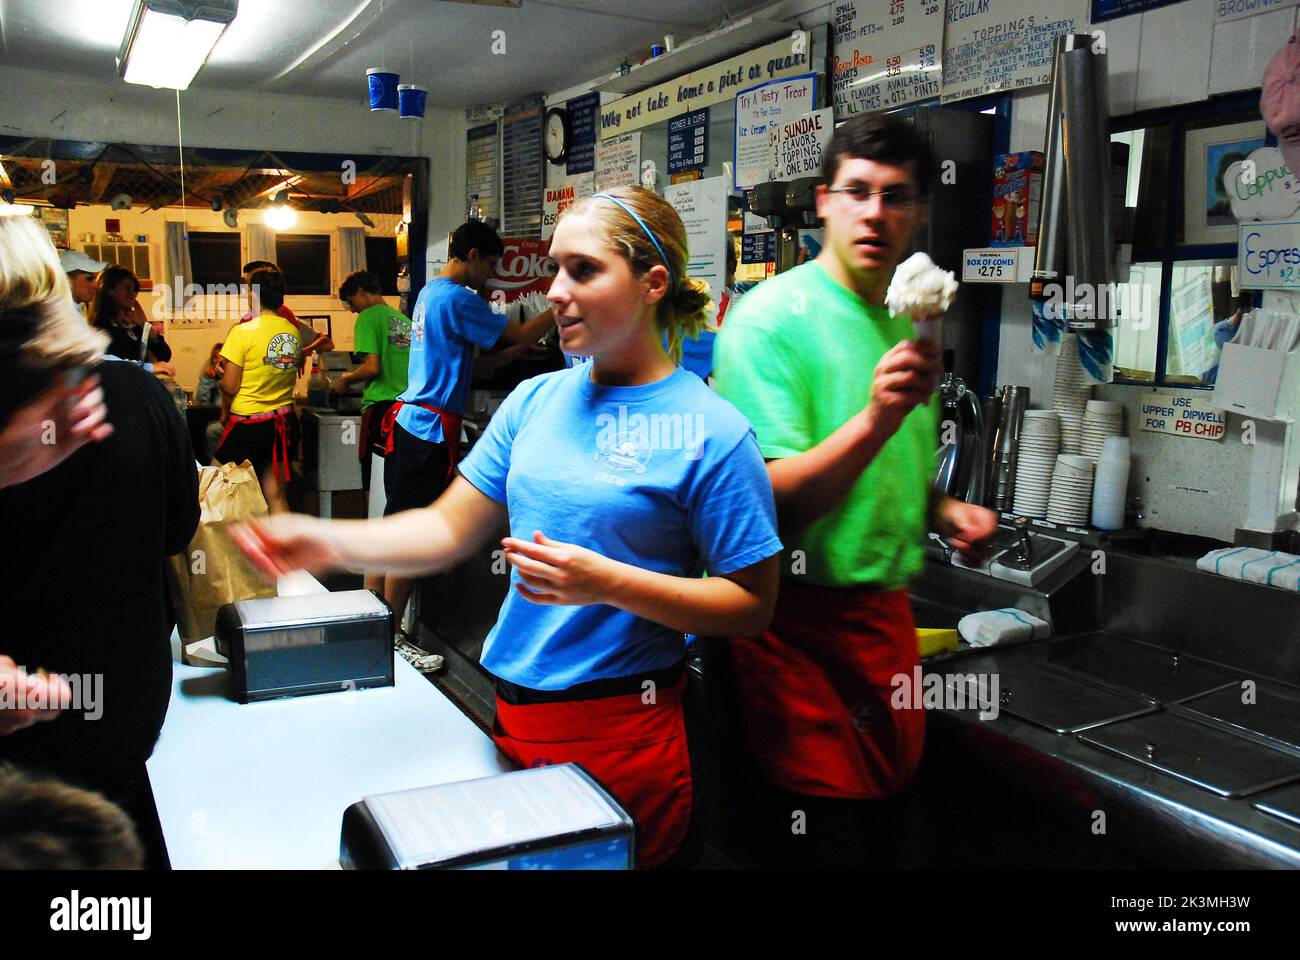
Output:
top-left (398, 84), bottom-right (427, 120)
top-left (650, 44), bottom-right (666, 58)
top-left (367, 68), bottom-right (399, 112)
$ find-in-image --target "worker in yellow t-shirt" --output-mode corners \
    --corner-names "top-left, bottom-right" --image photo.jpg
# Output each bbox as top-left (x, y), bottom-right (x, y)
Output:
top-left (214, 268), bottom-right (302, 511)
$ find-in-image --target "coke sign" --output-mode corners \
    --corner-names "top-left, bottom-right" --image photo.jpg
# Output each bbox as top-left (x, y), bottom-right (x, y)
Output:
top-left (487, 239), bottom-right (557, 300)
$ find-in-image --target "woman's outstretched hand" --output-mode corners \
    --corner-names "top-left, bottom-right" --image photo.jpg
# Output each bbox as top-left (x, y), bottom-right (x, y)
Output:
top-left (230, 515), bottom-right (346, 581)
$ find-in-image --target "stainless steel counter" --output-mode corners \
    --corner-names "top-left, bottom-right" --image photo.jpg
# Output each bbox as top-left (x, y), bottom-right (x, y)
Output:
top-left (931, 691), bottom-right (1300, 868)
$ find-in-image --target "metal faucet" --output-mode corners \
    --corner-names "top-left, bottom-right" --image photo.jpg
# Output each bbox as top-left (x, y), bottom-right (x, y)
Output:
top-left (936, 373), bottom-right (986, 505)
top-left (1011, 516), bottom-right (1035, 564)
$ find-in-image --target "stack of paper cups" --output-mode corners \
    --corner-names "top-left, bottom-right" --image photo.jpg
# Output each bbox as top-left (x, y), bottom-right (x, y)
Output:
top-left (1081, 399), bottom-right (1123, 462)
top-left (1012, 410), bottom-right (1060, 518)
top-left (1052, 335), bottom-right (1093, 455)
top-left (1091, 436), bottom-right (1131, 530)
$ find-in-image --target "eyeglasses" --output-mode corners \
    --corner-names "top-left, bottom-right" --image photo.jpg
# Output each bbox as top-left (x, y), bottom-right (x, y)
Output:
top-left (825, 185), bottom-right (921, 211)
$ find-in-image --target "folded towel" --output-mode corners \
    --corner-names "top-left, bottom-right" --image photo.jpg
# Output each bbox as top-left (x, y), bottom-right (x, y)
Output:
top-left (1196, 547), bottom-right (1300, 592)
top-left (958, 608), bottom-right (1051, 647)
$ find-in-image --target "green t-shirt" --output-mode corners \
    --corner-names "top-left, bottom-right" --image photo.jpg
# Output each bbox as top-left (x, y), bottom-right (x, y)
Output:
top-left (353, 302), bottom-right (411, 409)
top-left (713, 260), bottom-right (938, 589)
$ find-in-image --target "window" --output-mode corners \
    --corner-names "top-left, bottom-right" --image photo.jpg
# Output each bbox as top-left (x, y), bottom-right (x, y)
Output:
top-left (364, 236), bottom-right (399, 295)
top-left (274, 234), bottom-right (331, 295)
top-left (1109, 96), bottom-right (1264, 388)
top-left (187, 231), bottom-right (242, 288)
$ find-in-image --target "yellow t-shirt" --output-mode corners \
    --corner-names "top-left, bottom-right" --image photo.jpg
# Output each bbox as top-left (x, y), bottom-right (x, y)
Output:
top-left (221, 312), bottom-right (302, 415)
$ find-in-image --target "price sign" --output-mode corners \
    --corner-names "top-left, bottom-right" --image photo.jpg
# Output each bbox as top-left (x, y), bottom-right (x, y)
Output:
top-left (742, 231), bottom-right (777, 264)
top-left (1238, 219), bottom-right (1300, 290)
top-left (668, 109), bottom-right (709, 175)
top-left (962, 248), bottom-right (1019, 283)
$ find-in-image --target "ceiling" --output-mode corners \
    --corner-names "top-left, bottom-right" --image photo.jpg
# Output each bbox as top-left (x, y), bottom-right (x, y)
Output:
top-left (0, 0), bottom-right (780, 108)
top-left (0, 144), bottom-right (413, 213)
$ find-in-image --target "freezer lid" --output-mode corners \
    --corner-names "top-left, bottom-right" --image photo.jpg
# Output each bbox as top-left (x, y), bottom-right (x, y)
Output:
top-left (1078, 711), bottom-right (1300, 799)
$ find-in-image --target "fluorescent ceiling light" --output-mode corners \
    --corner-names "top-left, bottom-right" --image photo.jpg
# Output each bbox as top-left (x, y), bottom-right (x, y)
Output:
top-left (0, 203), bottom-right (36, 218)
top-left (117, 0), bottom-right (239, 91)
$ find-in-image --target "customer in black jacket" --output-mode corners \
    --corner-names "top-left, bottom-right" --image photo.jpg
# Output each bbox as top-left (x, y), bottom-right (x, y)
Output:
top-left (0, 216), bottom-right (199, 845)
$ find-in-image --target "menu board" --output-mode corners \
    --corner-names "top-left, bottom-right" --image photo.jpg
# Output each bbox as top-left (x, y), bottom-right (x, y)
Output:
top-left (501, 96), bottom-right (545, 238)
top-left (595, 132), bottom-right (641, 191)
top-left (1213, 0), bottom-right (1299, 23)
top-left (832, 0), bottom-right (944, 119)
top-left (565, 91), bottom-right (600, 176)
top-left (663, 176), bottom-right (728, 309)
top-left (668, 109), bottom-right (709, 175)
top-left (733, 74), bottom-right (817, 190)
top-left (466, 122), bottom-right (499, 222)
top-left (742, 231), bottom-right (777, 264)
top-left (941, 0), bottom-right (1086, 104)
top-left (1090, 0), bottom-right (1182, 21)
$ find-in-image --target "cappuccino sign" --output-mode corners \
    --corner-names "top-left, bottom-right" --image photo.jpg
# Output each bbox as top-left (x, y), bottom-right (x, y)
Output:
top-left (487, 239), bottom-right (558, 300)
top-left (1224, 147), bottom-right (1300, 223)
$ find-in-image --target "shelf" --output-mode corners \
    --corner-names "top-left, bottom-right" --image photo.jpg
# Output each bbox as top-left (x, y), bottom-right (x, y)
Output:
top-left (589, 17), bottom-right (795, 95)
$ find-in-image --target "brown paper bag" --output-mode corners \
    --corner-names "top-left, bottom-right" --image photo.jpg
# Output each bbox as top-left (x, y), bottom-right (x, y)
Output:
top-left (167, 460), bottom-right (277, 664)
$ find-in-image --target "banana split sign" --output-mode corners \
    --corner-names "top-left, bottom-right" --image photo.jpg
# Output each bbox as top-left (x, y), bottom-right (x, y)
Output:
top-left (599, 31), bottom-right (812, 138)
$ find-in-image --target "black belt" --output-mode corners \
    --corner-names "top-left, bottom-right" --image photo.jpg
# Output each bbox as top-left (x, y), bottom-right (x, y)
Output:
top-left (493, 659), bottom-right (686, 705)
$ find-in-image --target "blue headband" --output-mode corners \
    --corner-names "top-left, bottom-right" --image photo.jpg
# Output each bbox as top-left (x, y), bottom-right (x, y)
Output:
top-left (592, 192), bottom-right (675, 289)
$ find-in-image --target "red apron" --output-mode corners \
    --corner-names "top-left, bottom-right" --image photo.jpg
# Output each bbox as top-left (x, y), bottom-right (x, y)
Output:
top-left (380, 400), bottom-right (463, 480)
top-left (729, 582), bottom-right (925, 799)
top-left (492, 675), bottom-right (693, 870)
top-left (216, 403), bottom-right (295, 483)
top-left (358, 403), bottom-right (379, 464)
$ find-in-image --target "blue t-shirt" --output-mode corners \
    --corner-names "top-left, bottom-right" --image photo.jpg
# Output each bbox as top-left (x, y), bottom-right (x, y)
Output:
top-left (458, 364), bottom-right (782, 690)
top-left (397, 277), bottom-right (508, 443)
top-left (676, 330), bottom-right (716, 381)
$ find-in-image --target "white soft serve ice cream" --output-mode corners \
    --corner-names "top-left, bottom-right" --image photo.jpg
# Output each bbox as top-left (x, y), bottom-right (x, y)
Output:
top-left (885, 252), bottom-right (958, 343)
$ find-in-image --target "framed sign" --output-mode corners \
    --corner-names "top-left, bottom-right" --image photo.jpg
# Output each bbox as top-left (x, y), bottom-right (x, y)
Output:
top-left (1183, 120), bottom-right (1267, 246)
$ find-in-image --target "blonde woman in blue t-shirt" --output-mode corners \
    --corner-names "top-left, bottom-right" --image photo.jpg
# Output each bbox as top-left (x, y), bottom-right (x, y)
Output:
top-left (233, 187), bottom-right (782, 869)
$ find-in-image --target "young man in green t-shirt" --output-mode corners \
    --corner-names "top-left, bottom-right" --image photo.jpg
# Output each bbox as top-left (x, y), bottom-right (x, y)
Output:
top-left (335, 268), bottom-right (411, 503)
top-left (713, 114), bottom-right (997, 868)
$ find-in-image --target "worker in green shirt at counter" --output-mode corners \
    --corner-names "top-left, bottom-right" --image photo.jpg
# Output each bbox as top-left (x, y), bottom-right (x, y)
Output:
top-left (336, 271), bottom-right (412, 582)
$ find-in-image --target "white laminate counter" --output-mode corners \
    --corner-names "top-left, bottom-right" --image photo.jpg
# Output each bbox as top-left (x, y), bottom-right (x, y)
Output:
top-left (146, 573), bottom-right (508, 869)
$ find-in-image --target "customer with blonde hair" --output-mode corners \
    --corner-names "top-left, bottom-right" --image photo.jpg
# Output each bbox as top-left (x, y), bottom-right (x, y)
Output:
top-left (233, 186), bottom-right (782, 868)
top-left (0, 213), bottom-right (199, 868)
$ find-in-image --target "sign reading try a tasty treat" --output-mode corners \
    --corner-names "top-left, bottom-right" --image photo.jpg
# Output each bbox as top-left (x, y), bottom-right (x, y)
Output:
top-left (1140, 392), bottom-right (1226, 441)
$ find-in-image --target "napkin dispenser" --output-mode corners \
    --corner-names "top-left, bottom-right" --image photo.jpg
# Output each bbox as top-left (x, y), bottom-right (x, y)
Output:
top-left (340, 764), bottom-right (635, 870)
top-left (215, 590), bottom-right (393, 703)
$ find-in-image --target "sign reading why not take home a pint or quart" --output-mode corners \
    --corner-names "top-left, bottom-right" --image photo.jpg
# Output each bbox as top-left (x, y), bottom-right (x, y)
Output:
top-left (600, 31), bottom-right (811, 137)
top-left (1140, 391), bottom-right (1226, 441)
